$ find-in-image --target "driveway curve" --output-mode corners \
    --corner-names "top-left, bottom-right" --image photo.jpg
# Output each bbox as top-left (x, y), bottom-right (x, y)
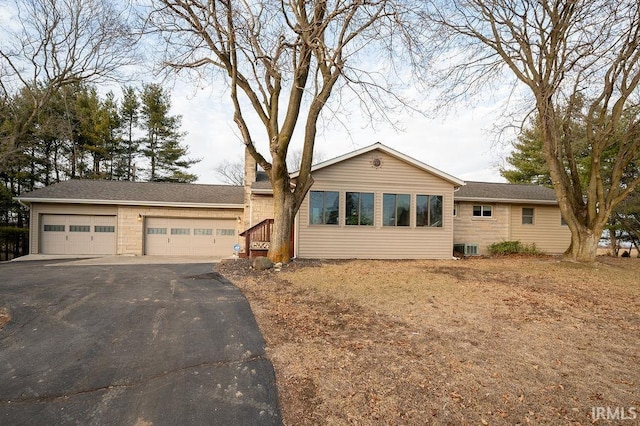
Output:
top-left (0, 260), bottom-right (281, 425)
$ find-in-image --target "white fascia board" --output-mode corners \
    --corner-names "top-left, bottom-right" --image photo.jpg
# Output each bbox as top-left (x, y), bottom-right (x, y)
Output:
top-left (454, 197), bottom-right (558, 205)
top-left (17, 197), bottom-right (244, 209)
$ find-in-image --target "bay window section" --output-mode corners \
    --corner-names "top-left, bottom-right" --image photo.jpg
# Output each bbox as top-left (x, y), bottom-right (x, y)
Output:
top-left (346, 192), bottom-right (374, 225)
top-left (417, 195), bottom-right (443, 227)
top-left (383, 193), bottom-right (410, 226)
top-left (309, 191), bottom-right (339, 225)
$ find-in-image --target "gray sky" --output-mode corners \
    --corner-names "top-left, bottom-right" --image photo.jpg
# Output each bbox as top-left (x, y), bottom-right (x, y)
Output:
top-left (171, 82), bottom-right (514, 185)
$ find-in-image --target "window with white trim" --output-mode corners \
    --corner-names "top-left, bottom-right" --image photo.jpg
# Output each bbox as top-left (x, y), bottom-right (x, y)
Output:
top-left (473, 205), bottom-right (493, 217)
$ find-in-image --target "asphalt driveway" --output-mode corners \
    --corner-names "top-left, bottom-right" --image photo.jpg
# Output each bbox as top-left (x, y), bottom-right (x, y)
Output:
top-left (0, 260), bottom-right (281, 425)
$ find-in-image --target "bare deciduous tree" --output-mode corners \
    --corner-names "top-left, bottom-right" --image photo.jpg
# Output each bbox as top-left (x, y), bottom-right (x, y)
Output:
top-left (146, 0), bottom-right (426, 262)
top-left (214, 148), bottom-right (325, 185)
top-left (429, 0), bottom-right (640, 262)
top-left (0, 0), bottom-right (138, 166)
top-left (213, 158), bottom-right (244, 186)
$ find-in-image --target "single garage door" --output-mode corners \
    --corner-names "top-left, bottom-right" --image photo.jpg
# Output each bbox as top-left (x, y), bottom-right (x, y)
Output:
top-left (145, 217), bottom-right (238, 256)
top-left (40, 214), bottom-right (116, 255)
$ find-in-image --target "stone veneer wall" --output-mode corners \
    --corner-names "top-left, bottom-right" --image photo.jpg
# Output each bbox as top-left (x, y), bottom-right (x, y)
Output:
top-left (453, 202), bottom-right (510, 255)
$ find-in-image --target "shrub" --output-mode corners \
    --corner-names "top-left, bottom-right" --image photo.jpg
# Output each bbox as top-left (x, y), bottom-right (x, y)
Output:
top-left (488, 240), bottom-right (541, 255)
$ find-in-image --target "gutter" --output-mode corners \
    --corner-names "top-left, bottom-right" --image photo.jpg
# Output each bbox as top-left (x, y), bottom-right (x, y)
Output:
top-left (16, 197), bottom-right (244, 210)
top-left (454, 197), bottom-right (558, 205)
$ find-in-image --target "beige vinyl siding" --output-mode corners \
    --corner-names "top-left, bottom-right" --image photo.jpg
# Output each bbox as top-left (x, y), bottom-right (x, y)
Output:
top-left (296, 150), bottom-right (455, 259)
top-left (509, 205), bottom-right (571, 254)
top-left (453, 202), bottom-right (510, 255)
top-left (29, 203), bottom-right (117, 254)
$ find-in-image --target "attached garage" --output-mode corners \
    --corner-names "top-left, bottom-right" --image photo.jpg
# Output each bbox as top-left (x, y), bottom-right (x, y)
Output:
top-left (144, 217), bottom-right (237, 256)
top-left (40, 214), bottom-right (116, 255)
top-left (18, 180), bottom-right (245, 258)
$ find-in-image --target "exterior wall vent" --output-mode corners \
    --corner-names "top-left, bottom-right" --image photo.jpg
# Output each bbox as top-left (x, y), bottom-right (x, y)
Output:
top-left (454, 243), bottom-right (480, 256)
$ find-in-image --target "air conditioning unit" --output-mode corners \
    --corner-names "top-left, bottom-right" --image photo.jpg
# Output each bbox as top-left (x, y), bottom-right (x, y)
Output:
top-left (453, 243), bottom-right (480, 256)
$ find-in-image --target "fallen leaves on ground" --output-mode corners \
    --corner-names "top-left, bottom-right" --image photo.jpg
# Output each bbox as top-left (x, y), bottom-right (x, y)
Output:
top-left (217, 256), bottom-right (640, 425)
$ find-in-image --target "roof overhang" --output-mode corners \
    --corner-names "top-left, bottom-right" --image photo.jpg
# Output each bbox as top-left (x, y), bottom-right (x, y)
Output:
top-left (17, 197), bottom-right (244, 209)
top-left (290, 142), bottom-right (465, 187)
top-left (454, 197), bottom-right (558, 205)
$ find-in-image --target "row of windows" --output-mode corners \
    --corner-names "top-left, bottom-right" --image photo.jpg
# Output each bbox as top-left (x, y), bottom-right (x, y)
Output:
top-left (310, 191), bottom-right (443, 228)
top-left (44, 225), bottom-right (115, 233)
top-left (146, 228), bottom-right (236, 236)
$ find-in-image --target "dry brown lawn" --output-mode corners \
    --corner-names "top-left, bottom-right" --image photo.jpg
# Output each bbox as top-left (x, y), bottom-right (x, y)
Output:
top-left (216, 256), bottom-right (640, 425)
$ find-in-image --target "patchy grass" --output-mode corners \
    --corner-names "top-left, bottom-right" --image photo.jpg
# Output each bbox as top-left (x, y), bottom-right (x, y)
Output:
top-left (217, 256), bottom-right (640, 425)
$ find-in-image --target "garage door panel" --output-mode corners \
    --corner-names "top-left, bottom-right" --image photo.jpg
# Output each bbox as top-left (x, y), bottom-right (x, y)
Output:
top-left (145, 218), bottom-right (237, 256)
top-left (40, 214), bottom-right (116, 255)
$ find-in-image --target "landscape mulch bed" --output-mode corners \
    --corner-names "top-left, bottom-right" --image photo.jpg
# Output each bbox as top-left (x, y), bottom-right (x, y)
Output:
top-left (216, 256), bottom-right (640, 425)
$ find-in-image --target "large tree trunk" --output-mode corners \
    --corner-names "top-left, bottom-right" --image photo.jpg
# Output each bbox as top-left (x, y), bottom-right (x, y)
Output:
top-left (269, 187), bottom-right (295, 263)
top-left (565, 224), bottom-right (602, 262)
top-left (267, 151), bottom-right (297, 263)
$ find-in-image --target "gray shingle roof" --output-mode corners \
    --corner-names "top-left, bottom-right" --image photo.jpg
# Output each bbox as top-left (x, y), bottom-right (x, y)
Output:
top-left (19, 180), bottom-right (244, 206)
top-left (251, 171), bottom-right (273, 191)
top-left (455, 181), bottom-right (558, 203)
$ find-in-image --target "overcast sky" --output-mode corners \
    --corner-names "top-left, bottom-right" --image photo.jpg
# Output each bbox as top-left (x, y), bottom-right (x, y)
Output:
top-left (171, 82), bottom-right (515, 185)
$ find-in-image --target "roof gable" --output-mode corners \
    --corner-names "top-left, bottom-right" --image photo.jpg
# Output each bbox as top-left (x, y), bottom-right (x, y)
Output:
top-left (291, 142), bottom-right (465, 186)
top-left (18, 180), bottom-right (244, 207)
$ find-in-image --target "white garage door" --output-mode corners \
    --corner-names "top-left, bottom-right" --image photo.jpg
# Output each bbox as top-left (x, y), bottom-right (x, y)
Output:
top-left (145, 217), bottom-right (238, 256)
top-left (40, 214), bottom-right (116, 255)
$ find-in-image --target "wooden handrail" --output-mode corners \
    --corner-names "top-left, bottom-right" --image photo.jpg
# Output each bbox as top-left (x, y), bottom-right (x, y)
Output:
top-left (239, 218), bottom-right (274, 237)
top-left (240, 218), bottom-right (274, 258)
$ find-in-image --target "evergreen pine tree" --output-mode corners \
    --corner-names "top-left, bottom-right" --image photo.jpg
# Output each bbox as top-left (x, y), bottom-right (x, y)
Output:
top-left (139, 83), bottom-right (198, 182)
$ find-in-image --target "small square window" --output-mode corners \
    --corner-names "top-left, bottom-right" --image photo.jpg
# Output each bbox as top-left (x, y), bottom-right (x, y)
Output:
top-left (70, 225), bottom-right (90, 232)
top-left (522, 207), bottom-right (535, 225)
top-left (44, 224), bottom-right (65, 232)
top-left (473, 205), bottom-right (493, 217)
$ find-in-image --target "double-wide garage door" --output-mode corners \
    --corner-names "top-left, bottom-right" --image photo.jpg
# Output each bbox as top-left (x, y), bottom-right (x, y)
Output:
top-left (40, 214), bottom-right (116, 255)
top-left (145, 217), bottom-right (237, 256)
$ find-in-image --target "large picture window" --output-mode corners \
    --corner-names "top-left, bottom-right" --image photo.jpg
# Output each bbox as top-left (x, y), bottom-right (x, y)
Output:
top-left (346, 192), bottom-right (374, 226)
top-left (309, 191), bottom-right (339, 225)
top-left (383, 193), bottom-right (410, 226)
top-left (416, 195), bottom-right (443, 227)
